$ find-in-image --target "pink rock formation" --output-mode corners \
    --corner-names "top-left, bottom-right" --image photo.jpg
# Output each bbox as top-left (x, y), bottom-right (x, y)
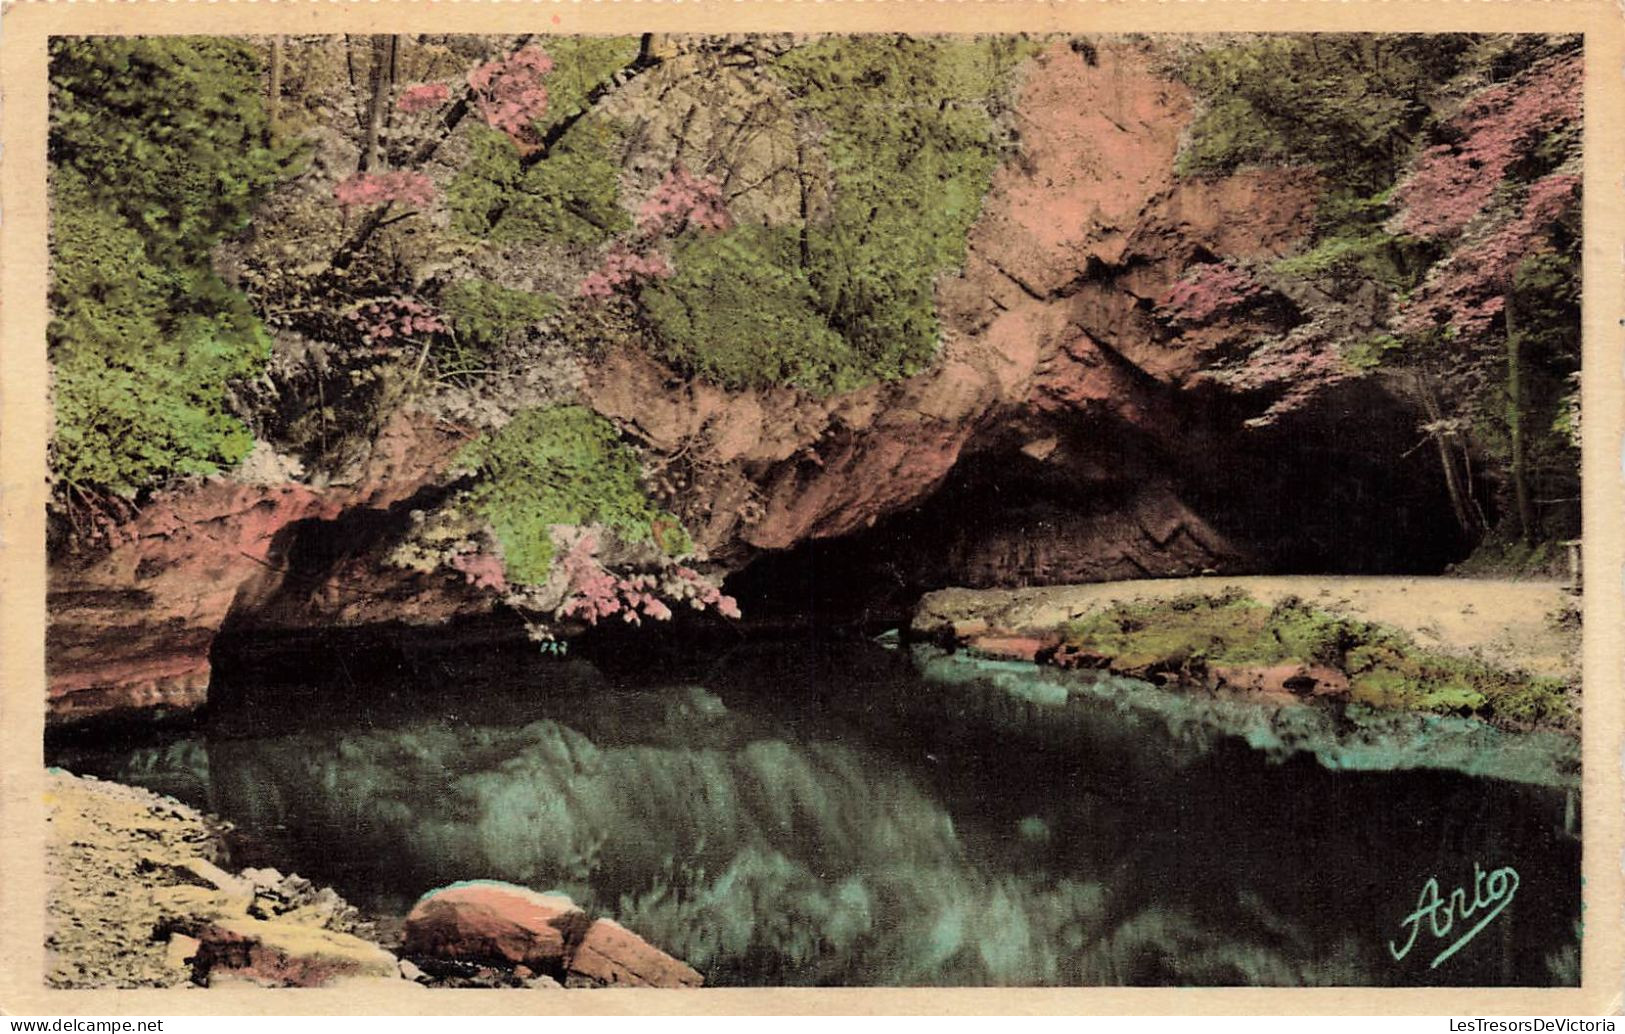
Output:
top-left (402, 882), bottom-right (590, 970)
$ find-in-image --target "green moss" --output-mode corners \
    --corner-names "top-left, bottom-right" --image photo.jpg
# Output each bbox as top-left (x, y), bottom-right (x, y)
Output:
top-left (638, 35), bottom-right (1039, 394)
top-left (1061, 591), bottom-right (1269, 671)
top-left (438, 279), bottom-right (559, 352)
top-left (1061, 590), bottom-right (1574, 730)
top-left (48, 38), bottom-right (291, 498)
top-left (458, 405), bottom-right (687, 586)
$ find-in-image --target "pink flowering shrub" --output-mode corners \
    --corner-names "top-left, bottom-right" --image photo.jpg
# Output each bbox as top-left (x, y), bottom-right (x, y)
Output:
top-left (1393, 54), bottom-right (1581, 240)
top-left (578, 165), bottom-right (733, 303)
top-left (346, 297), bottom-right (448, 351)
top-left (1156, 262), bottom-right (1265, 326)
top-left (397, 81), bottom-right (452, 115)
top-left (1397, 171), bottom-right (1580, 341)
top-left (554, 533), bottom-right (740, 626)
top-left (579, 247), bottom-right (675, 301)
top-left (1205, 338), bottom-right (1356, 428)
top-left (333, 170), bottom-right (437, 210)
top-left (468, 47), bottom-right (553, 152)
top-left (667, 565), bottom-right (743, 620)
top-left (450, 550), bottom-right (508, 592)
top-left (637, 166), bottom-right (733, 236)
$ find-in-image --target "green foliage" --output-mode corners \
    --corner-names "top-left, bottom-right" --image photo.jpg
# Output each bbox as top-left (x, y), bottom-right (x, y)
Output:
top-left (537, 36), bottom-right (643, 133)
top-left (51, 175), bottom-right (267, 494)
top-left (1269, 204), bottom-right (1431, 290)
top-left (448, 123), bottom-right (629, 245)
top-left (663, 34), bottom-right (1037, 392)
top-left (1060, 590), bottom-right (1574, 730)
top-left (1447, 245), bottom-right (1582, 549)
top-left (459, 406), bottom-right (675, 585)
top-left (50, 37), bottom-right (292, 266)
top-left (438, 279), bottom-right (559, 352)
top-left (1182, 36), bottom-right (1467, 306)
top-left (447, 37), bottom-right (639, 246)
top-left (1451, 535), bottom-right (1567, 579)
top-left (1340, 333), bottom-right (1405, 371)
top-left (641, 224), bottom-right (859, 392)
top-left (48, 38), bottom-right (290, 497)
top-left (1176, 35), bottom-right (1473, 194)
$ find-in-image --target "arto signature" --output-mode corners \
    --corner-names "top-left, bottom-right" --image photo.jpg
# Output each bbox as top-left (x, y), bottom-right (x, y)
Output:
top-left (1389, 862), bottom-right (1520, 970)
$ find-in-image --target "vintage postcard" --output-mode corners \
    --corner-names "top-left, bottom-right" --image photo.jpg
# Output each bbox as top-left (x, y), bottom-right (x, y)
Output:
top-left (1, 0), bottom-right (1621, 1016)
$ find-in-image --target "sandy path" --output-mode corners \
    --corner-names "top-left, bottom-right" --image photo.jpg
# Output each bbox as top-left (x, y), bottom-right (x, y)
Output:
top-left (915, 576), bottom-right (1580, 680)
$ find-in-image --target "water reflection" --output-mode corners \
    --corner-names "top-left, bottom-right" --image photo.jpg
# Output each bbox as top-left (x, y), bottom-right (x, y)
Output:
top-left (54, 639), bottom-right (1579, 986)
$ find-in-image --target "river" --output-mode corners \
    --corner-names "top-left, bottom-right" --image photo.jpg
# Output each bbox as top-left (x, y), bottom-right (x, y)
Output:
top-left (50, 632), bottom-right (1580, 987)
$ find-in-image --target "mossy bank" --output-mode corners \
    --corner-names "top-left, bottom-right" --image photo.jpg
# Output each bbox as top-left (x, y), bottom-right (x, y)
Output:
top-left (912, 575), bottom-right (1580, 788)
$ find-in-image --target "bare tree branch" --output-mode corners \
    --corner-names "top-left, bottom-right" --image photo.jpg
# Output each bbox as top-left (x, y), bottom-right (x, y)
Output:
top-left (329, 34), bottom-right (535, 270)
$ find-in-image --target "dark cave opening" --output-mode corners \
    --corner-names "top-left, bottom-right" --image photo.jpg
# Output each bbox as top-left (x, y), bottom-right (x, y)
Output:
top-left (725, 377), bottom-right (1480, 631)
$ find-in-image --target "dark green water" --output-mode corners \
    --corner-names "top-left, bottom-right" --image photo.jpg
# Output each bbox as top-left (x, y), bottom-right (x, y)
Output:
top-left (51, 635), bottom-right (1580, 987)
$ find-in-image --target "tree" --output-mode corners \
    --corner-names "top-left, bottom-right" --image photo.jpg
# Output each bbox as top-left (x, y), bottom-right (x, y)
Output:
top-left (1392, 49), bottom-right (1582, 547)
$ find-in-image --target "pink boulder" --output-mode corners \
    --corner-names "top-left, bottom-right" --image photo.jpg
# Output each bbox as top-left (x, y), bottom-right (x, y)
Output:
top-left (1207, 663), bottom-right (1350, 699)
top-left (402, 882), bottom-right (590, 970)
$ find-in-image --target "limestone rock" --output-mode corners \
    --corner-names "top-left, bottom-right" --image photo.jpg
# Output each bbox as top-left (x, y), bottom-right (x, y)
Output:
top-left (195, 916), bottom-right (400, 988)
top-left (163, 934), bottom-right (200, 974)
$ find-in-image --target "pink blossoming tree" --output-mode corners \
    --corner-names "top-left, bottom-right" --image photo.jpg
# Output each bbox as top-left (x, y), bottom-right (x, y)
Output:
top-left (468, 47), bottom-right (554, 153)
top-left (1391, 51), bottom-right (1582, 544)
top-left (579, 165), bottom-right (732, 302)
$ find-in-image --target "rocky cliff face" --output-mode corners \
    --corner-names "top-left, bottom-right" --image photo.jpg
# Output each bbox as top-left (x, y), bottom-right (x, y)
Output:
top-left (587, 44), bottom-right (1319, 562)
top-left (45, 39), bottom-right (1453, 723)
top-left (47, 413), bottom-right (484, 722)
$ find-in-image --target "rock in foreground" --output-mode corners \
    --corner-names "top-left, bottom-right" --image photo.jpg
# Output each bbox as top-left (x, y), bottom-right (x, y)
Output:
top-left (404, 880), bottom-right (703, 988)
top-left (402, 882), bottom-right (590, 971)
top-left (45, 769), bottom-right (407, 989)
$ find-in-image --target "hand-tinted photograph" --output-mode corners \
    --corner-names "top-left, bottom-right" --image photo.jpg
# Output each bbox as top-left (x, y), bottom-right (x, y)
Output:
top-left (42, 32), bottom-right (1582, 990)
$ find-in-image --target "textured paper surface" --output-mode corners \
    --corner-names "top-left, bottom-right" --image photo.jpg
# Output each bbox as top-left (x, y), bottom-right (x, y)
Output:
top-left (1, 0), bottom-right (1621, 1015)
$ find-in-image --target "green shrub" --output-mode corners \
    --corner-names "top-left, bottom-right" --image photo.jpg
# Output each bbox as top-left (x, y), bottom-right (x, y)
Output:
top-left (1175, 35), bottom-right (1472, 193)
top-left (536, 36), bottom-right (643, 131)
top-left (459, 405), bottom-right (682, 586)
top-left (641, 224), bottom-right (858, 392)
top-left (1178, 36), bottom-right (1469, 299)
top-left (50, 37), bottom-right (290, 266)
top-left (1340, 333), bottom-right (1405, 371)
top-left (448, 123), bottom-right (629, 246)
top-left (438, 279), bottom-right (559, 351)
top-left (50, 180), bottom-right (267, 495)
top-left (48, 37), bottom-right (290, 498)
top-left (447, 38), bottom-right (640, 246)
top-left (641, 34), bottom-right (1036, 393)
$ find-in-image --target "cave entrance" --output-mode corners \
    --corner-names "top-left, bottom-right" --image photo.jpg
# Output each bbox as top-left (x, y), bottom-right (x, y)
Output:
top-left (724, 376), bottom-right (1478, 633)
